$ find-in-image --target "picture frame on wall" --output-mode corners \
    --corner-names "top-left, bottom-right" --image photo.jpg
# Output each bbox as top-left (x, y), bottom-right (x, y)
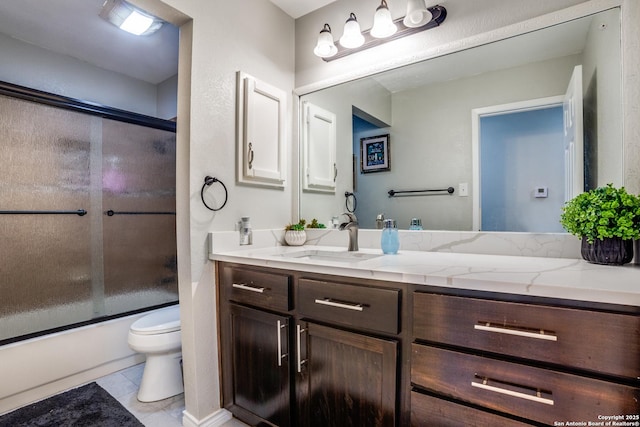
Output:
top-left (360, 134), bottom-right (390, 173)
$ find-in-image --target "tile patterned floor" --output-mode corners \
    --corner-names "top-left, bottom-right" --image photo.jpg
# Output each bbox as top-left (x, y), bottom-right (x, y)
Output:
top-left (96, 364), bottom-right (247, 427)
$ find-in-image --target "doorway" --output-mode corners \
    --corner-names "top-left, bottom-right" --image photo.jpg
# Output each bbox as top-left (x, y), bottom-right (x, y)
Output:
top-left (474, 103), bottom-right (566, 232)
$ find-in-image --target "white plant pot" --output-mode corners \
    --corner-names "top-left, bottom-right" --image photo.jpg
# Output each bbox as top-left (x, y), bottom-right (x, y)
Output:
top-left (285, 230), bottom-right (306, 246)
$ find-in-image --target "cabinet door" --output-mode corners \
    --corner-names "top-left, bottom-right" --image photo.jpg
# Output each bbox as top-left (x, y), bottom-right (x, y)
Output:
top-left (302, 102), bottom-right (337, 193)
top-left (229, 304), bottom-right (291, 427)
top-left (296, 322), bottom-right (397, 427)
top-left (237, 72), bottom-right (287, 188)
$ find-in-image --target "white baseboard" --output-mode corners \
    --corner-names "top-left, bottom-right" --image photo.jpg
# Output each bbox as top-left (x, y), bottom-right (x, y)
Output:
top-left (182, 408), bottom-right (233, 427)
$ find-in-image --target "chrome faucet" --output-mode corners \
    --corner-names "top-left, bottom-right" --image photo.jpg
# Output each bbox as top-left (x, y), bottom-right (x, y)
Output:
top-left (338, 212), bottom-right (359, 251)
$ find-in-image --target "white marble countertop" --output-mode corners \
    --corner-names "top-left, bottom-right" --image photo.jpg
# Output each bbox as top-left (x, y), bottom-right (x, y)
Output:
top-left (210, 245), bottom-right (640, 307)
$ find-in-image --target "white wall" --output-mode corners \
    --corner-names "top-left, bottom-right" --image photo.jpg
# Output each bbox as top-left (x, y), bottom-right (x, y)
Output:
top-left (137, 0), bottom-right (296, 424)
top-left (582, 7), bottom-right (623, 188)
top-left (0, 32), bottom-right (160, 117)
top-left (158, 74), bottom-right (179, 119)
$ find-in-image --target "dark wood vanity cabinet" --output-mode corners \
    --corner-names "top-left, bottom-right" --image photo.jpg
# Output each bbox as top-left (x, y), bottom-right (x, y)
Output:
top-left (296, 322), bottom-right (397, 427)
top-left (295, 277), bottom-right (400, 427)
top-left (411, 292), bottom-right (640, 426)
top-left (218, 262), bottom-right (639, 426)
top-left (217, 263), bottom-right (403, 427)
top-left (228, 304), bottom-right (292, 426)
top-left (218, 264), bottom-right (294, 426)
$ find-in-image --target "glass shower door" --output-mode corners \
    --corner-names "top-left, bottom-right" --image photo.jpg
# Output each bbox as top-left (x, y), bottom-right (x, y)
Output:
top-left (0, 89), bottom-right (178, 344)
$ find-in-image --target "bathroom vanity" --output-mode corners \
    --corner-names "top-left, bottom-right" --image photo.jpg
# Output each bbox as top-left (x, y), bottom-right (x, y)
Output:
top-left (212, 246), bottom-right (640, 426)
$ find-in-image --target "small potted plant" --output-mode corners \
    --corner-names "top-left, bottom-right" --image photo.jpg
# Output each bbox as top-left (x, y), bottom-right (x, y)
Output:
top-left (560, 184), bottom-right (640, 265)
top-left (306, 218), bottom-right (326, 229)
top-left (284, 219), bottom-right (307, 246)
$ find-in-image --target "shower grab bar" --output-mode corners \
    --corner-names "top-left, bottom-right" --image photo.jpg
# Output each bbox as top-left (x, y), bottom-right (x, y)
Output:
top-left (388, 187), bottom-right (455, 197)
top-left (0, 209), bottom-right (87, 216)
top-left (105, 210), bottom-right (176, 216)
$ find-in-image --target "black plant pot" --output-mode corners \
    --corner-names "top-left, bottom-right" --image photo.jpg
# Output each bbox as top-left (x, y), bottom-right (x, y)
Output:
top-left (581, 237), bottom-right (634, 265)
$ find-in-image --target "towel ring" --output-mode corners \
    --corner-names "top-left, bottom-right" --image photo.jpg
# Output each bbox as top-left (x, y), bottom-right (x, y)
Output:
top-left (201, 176), bottom-right (228, 211)
top-left (345, 191), bottom-right (357, 213)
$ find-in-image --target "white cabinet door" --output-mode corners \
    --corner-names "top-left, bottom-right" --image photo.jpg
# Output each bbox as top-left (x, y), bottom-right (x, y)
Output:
top-left (237, 72), bottom-right (286, 188)
top-left (302, 102), bottom-right (337, 193)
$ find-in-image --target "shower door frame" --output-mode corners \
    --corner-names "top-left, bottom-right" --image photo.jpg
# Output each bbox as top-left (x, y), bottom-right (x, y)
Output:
top-left (0, 80), bottom-right (178, 346)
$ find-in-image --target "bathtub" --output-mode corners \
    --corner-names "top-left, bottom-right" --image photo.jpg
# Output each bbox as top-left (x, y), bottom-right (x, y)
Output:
top-left (0, 309), bottom-right (162, 414)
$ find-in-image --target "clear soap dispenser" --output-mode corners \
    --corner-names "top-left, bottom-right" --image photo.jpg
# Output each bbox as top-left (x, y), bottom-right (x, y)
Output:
top-left (239, 216), bottom-right (252, 245)
top-left (381, 219), bottom-right (399, 254)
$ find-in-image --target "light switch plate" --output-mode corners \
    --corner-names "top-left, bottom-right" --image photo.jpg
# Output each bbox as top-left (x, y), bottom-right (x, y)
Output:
top-left (459, 183), bottom-right (468, 197)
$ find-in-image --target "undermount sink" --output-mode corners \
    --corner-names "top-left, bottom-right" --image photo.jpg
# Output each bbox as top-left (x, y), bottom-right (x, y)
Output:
top-left (281, 249), bottom-right (382, 263)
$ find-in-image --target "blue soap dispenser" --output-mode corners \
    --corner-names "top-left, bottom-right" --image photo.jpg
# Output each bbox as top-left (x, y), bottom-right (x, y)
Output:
top-left (381, 219), bottom-right (399, 254)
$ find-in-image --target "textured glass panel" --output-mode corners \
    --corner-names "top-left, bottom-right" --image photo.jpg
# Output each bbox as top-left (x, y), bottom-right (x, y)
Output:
top-left (101, 119), bottom-right (178, 315)
top-left (0, 94), bottom-right (177, 343)
top-left (0, 95), bottom-right (93, 340)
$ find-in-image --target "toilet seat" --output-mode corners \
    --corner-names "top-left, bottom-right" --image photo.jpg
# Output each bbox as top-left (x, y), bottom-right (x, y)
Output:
top-left (131, 305), bottom-right (180, 335)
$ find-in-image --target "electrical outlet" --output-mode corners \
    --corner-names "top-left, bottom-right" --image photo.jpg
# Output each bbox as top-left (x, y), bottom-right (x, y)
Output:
top-left (459, 183), bottom-right (468, 197)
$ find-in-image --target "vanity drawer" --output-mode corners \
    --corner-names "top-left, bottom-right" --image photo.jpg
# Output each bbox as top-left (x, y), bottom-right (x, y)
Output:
top-left (221, 265), bottom-right (291, 312)
top-left (297, 278), bottom-right (400, 334)
top-left (410, 390), bottom-right (532, 427)
top-left (413, 292), bottom-right (640, 379)
top-left (411, 344), bottom-right (640, 426)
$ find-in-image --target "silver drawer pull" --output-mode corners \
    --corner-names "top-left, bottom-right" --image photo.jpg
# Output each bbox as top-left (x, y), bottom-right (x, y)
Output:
top-left (276, 320), bottom-right (287, 367)
top-left (232, 283), bottom-right (265, 293)
top-left (471, 380), bottom-right (554, 406)
top-left (314, 298), bottom-right (364, 312)
top-left (297, 324), bottom-right (307, 373)
top-left (474, 323), bottom-right (557, 341)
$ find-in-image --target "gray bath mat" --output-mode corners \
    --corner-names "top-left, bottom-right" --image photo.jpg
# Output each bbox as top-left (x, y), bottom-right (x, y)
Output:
top-left (0, 382), bottom-right (144, 426)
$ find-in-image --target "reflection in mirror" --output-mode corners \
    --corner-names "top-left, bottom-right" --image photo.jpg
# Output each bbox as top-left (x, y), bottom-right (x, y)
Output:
top-left (299, 8), bottom-right (622, 232)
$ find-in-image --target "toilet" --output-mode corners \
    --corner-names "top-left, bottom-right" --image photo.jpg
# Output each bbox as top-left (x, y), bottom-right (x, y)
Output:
top-left (127, 305), bottom-right (183, 402)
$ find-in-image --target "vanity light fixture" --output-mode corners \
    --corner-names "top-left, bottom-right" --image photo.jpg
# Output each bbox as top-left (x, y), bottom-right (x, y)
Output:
top-left (371, 0), bottom-right (397, 39)
top-left (339, 13), bottom-right (365, 48)
top-left (313, 3), bottom-right (446, 62)
top-left (313, 24), bottom-right (338, 58)
top-left (99, 0), bottom-right (164, 36)
top-left (403, 0), bottom-right (433, 28)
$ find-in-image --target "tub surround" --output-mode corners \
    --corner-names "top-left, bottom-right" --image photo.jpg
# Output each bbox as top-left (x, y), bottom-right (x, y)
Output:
top-left (209, 230), bottom-right (640, 307)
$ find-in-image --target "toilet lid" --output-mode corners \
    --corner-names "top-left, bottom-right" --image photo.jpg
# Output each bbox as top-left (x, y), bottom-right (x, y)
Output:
top-left (131, 305), bottom-right (180, 335)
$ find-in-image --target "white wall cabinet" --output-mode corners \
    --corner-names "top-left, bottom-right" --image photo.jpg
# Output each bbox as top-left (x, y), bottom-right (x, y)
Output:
top-left (301, 101), bottom-right (337, 193)
top-left (237, 72), bottom-right (287, 188)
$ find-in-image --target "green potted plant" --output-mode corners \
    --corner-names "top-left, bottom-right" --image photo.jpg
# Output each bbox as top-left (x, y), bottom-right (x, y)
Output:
top-left (306, 218), bottom-right (326, 229)
top-left (284, 219), bottom-right (307, 246)
top-left (560, 184), bottom-right (640, 265)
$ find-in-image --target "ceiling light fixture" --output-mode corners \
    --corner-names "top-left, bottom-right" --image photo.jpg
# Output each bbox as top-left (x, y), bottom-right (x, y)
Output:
top-left (314, 3), bottom-right (446, 61)
top-left (100, 0), bottom-right (164, 36)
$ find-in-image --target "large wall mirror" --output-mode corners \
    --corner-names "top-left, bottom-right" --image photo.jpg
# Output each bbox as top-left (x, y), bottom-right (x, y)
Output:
top-left (299, 7), bottom-right (622, 232)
